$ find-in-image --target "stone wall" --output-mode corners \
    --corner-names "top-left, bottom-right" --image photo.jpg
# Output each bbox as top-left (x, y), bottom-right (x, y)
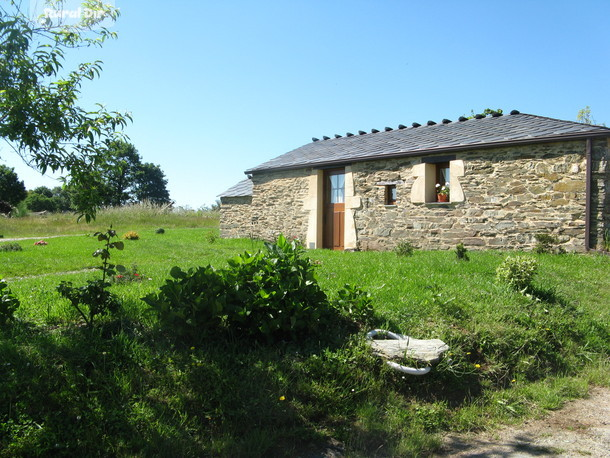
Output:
top-left (224, 138), bottom-right (609, 251)
top-left (352, 139), bottom-right (606, 252)
top-left (591, 138), bottom-right (610, 250)
top-left (220, 196), bottom-right (252, 239)
top-left (249, 168), bottom-right (311, 242)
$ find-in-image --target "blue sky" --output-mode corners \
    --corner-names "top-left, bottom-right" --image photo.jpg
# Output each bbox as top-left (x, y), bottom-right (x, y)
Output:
top-left (3, 0), bottom-right (610, 208)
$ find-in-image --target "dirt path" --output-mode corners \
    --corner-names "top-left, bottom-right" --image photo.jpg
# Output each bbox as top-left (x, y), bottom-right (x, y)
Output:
top-left (0, 234), bottom-right (81, 242)
top-left (437, 386), bottom-right (610, 457)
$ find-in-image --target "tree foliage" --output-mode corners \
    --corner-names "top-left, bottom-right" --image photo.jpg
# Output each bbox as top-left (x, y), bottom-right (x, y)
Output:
top-left (0, 0), bottom-right (131, 221)
top-left (0, 164), bottom-right (27, 207)
top-left (66, 140), bottom-right (171, 207)
top-left (577, 106), bottom-right (594, 125)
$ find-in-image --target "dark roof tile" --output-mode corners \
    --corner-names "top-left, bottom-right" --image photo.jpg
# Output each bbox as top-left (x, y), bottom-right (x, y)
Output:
top-left (245, 114), bottom-right (610, 174)
top-left (218, 179), bottom-right (253, 197)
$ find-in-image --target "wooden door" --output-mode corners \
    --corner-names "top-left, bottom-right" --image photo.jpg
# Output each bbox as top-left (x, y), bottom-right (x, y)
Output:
top-left (323, 168), bottom-right (345, 250)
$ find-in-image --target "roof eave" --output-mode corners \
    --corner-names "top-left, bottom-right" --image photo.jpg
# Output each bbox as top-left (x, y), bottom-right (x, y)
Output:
top-left (244, 131), bottom-right (610, 175)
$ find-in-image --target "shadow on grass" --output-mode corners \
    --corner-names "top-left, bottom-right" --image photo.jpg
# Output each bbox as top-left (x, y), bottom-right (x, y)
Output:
top-left (0, 318), bottom-right (358, 457)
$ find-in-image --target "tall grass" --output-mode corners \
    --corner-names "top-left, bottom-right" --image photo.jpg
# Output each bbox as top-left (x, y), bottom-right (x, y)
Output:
top-left (0, 202), bottom-right (219, 238)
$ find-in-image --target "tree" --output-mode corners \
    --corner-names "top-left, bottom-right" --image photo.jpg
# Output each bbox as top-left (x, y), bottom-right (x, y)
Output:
top-left (0, 1), bottom-right (131, 221)
top-left (577, 106), bottom-right (606, 126)
top-left (134, 162), bottom-right (171, 205)
top-left (466, 108), bottom-right (503, 119)
top-left (0, 164), bottom-right (27, 206)
top-left (24, 191), bottom-right (57, 212)
top-left (66, 140), bottom-right (171, 207)
top-left (97, 140), bottom-right (141, 206)
top-left (577, 106), bottom-right (593, 124)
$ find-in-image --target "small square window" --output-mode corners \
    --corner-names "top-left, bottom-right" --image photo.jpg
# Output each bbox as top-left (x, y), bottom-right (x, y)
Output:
top-left (385, 185), bottom-right (397, 205)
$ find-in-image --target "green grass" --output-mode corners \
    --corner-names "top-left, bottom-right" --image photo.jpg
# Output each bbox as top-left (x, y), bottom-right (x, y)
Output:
top-left (0, 214), bottom-right (608, 456)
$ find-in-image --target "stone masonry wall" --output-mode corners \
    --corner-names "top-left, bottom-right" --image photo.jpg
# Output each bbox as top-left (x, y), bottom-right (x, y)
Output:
top-left (591, 138), bottom-right (610, 250)
top-left (249, 168), bottom-right (311, 242)
top-left (220, 196), bottom-right (252, 238)
top-left (353, 139), bottom-right (607, 252)
top-left (223, 138), bottom-right (609, 251)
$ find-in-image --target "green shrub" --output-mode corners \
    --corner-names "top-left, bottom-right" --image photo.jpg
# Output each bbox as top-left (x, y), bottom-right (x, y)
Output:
top-left (0, 242), bottom-right (22, 252)
top-left (122, 230), bottom-right (140, 240)
top-left (144, 235), bottom-right (334, 342)
top-left (394, 240), bottom-right (415, 256)
top-left (533, 233), bottom-right (565, 254)
top-left (0, 279), bottom-right (20, 324)
top-left (155, 227), bottom-right (165, 234)
top-left (206, 232), bottom-right (218, 244)
top-left (455, 243), bottom-right (469, 260)
top-left (496, 255), bottom-right (539, 291)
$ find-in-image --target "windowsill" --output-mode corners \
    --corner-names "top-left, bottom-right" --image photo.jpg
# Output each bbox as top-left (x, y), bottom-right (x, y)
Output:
top-left (384, 204), bottom-right (398, 208)
top-left (423, 201), bottom-right (455, 207)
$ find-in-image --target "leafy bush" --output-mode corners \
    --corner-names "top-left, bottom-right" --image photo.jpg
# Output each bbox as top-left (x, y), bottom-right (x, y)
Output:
top-left (333, 284), bottom-right (374, 327)
top-left (533, 233), bottom-right (565, 254)
top-left (206, 232), bottom-right (218, 244)
top-left (122, 230), bottom-right (140, 240)
top-left (603, 229), bottom-right (610, 252)
top-left (0, 279), bottom-right (20, 325)
top-left (0, 242), bottom-right (22, 252)
top-left (144, 235), bottom-right (334, 342)
top-left (394, 240), bottom-right (415, 256)
top-left (455, 243), bottom-right (469, 261)
top-left (155, 227), bottom-right (165, 234)
top-left (496, 255), bottom-right (538, 291)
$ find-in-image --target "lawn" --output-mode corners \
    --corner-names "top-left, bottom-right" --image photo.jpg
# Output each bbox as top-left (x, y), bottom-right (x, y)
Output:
top-left (0, 213), bottom-right (608, 456)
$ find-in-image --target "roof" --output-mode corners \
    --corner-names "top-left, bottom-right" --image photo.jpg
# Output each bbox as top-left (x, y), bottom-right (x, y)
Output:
top-left (245, 113), bottom-right (610, 174)
top-left (218, 178), bottom-right (253, 198)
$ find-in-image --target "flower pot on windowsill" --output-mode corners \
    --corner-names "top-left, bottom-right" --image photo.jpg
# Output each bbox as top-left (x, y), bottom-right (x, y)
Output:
top-left (437, 194), bottom-right (449, 202)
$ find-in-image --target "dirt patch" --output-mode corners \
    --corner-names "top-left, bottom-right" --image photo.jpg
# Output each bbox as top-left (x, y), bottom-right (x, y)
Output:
top-left (437, 386), bottom-right (610, 457)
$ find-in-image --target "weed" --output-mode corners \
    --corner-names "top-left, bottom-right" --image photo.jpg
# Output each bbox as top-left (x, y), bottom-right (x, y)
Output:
top-left (533, 233), bottom-right (566, 254)
top-left (333, 284), bottom-right (375, 327)
top-left (0, 242), bottom-right (22, 252)
top-left (496, 255), bottom-right (538, 291)
top-left (395, 240), bottom-right (415, 256)
top-left (206, 232), bottom-right (218, 244)
top-left (0, 279), bottom-right (20, 324)
top-left (603, 229), bottom-right (610, 252)
top-left (155, 227), bottom-right (165, 234)
top-left (112, 265), bottom-right (143, 284)
top-left (455, 243), bottom-right (469, 260)
top-left (122, 230), bottom-right (140, 240)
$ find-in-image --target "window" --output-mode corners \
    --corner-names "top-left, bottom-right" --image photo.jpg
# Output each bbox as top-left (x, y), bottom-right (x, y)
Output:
top-left (436, 162), bottom-right (450, 187)
top-left (328, 172), bottom-right (345, 203)
top-left (385, 185), bottom-right (397, 205)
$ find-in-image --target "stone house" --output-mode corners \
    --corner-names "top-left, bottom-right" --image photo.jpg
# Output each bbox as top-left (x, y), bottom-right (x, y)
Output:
top-left (219, 112), bottom-right (610, 252)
